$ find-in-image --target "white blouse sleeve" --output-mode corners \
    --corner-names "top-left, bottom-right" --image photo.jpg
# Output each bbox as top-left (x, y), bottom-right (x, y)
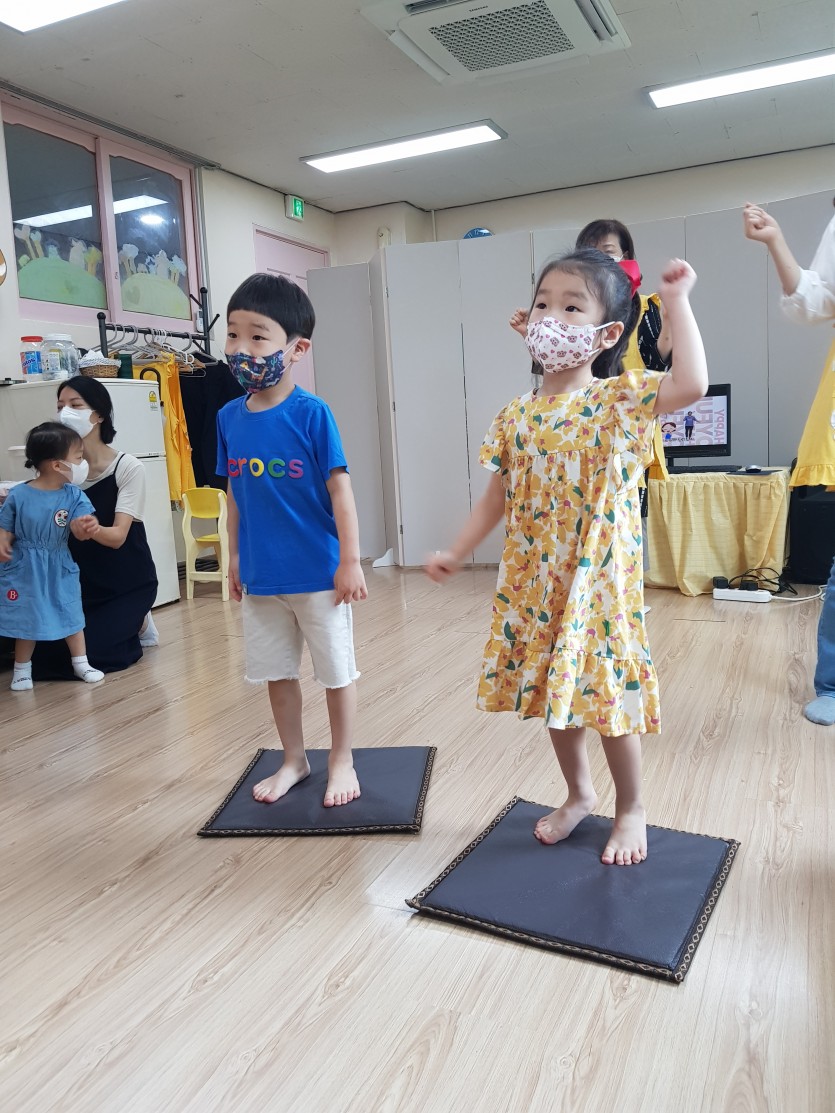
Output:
top-left (114, 455), bottom-right (147, 520)
top-left (781, 213), bottom-right (835, 324)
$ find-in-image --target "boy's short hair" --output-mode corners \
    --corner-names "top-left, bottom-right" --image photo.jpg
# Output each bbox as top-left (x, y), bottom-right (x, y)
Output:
top-left (227, 273), bottom-right (315, 340)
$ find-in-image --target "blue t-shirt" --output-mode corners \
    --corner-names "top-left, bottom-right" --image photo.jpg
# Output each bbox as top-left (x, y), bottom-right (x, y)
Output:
top-left (216, 388), bottom-right (348, 595)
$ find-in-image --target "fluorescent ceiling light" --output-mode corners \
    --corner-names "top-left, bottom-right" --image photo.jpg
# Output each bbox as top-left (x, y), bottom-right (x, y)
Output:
top-left (0, 0), bottom-right (128, 33)
top-left (649, 50), bottom-right (835, 108)
top-left (114, 194), bottom-right (167, 215)
top-left (140, 213), bottom-right (166, 226)
top-left (17, 204), bottom-right (93, 228)
top-left (17, 195), bottom-right (167, 227)
top-left (302, 120), bottom-right (506, 173)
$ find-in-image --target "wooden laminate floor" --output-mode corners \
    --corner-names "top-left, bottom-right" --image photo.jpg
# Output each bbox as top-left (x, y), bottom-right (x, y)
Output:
top-left (1, 569), bottom-right (833, 1113)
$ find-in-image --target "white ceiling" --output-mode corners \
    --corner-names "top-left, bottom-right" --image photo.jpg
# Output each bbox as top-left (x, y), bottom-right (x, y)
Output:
top-left (0, 0), bottom-right (833, 214)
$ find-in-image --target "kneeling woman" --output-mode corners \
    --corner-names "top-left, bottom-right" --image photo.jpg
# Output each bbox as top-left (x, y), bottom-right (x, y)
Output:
top-left (34, 376), bottom-right (159, 677)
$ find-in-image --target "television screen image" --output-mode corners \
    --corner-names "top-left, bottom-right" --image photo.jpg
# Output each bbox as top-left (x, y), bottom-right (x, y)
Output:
top-left (658, 384), bottom-right (731, 460)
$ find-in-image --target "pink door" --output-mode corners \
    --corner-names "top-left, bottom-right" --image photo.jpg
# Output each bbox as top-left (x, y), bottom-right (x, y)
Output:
top-left (254, 229), bottom-right (328, 393)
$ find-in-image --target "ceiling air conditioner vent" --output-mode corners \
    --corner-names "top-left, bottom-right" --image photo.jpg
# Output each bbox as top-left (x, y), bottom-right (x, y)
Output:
top-left (362, 0), bottom-right (630, 84)
top-left (431, 1), bottom-right (574, 72)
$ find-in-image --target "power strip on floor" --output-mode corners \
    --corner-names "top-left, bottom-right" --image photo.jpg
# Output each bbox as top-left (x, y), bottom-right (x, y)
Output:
top-left (712, 587), bottom-right (772, 603)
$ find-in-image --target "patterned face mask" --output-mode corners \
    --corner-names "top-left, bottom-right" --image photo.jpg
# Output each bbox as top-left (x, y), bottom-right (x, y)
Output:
top-left (227, 343), bottom-right (298, 393)
top-left (525, 317), bottom-right (614, 374)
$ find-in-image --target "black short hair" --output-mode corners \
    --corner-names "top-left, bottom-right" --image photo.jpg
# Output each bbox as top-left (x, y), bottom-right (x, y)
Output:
top-left (24, 421), bottom-right (83, 470)
top-left (576, 219), bottom-right (636, 261)
top-left (58, 376), bottom-right (117, 444)
top-left (227, 273), bottom-right (315, 340)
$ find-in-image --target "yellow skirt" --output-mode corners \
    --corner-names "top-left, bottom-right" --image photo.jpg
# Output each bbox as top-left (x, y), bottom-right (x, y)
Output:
top-left (791, 337), bottom-right (835, 489)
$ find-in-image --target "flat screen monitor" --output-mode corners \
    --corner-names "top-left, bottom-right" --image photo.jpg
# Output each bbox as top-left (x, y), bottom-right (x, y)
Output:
top-left (658, 383), bottom-right (731, 465)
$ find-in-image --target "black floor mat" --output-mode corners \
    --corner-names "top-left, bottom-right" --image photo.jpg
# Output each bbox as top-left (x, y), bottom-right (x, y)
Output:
top-left (407, 798), bottom-right (739, 982)
top-left (199, 746), bottom-right (435, 836)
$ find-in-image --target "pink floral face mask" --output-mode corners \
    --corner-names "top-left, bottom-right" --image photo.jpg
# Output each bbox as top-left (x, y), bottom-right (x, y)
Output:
top-left (525, 317), bottom-right (614, 373)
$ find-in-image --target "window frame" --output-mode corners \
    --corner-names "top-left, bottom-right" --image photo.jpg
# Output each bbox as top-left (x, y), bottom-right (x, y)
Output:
top-left (2, 99), bottom-right (202, 332)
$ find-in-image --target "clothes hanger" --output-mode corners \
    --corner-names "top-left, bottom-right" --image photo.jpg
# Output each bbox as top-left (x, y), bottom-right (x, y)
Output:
top-left (167, 335), bottom-right (206, 377)
top-left (190, 344), bottom-right (221, 368)
top-left (132, 328), bottom-right (167, 361)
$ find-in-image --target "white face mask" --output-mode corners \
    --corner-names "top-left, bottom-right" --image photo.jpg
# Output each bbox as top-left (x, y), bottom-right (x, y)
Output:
top-left (59, 406), bottom-right (96, 439)
top-left (525, 317), bottom-right (615, 374)
top-left (58, 458), bottom-right (89, 485)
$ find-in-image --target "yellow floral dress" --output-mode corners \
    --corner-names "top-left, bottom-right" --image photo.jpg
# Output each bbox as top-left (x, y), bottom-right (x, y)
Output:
top-left (478, 367), bottom-right (664, 736)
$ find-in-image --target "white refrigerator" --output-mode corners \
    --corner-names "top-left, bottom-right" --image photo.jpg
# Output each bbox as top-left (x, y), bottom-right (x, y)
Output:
top-left (0, 378), bottom-right (180, 606)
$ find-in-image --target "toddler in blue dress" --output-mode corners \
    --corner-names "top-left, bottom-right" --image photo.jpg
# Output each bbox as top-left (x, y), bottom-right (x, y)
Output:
top-left (0, 422), bottom-right (105, 691)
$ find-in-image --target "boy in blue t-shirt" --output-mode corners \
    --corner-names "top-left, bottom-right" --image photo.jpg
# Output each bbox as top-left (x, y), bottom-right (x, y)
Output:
top-left (217, 274), bottom-right (367, 807)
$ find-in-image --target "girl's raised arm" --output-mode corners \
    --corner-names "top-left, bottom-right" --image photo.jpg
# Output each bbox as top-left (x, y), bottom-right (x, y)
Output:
top-left (654, 259), bottom-right (708, 414)
top-left (742, 203), bottom-right (802, 296)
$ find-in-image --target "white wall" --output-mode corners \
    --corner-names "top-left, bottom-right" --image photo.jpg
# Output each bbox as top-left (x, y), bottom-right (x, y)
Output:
top-left (321, 145), bottom-right (834, 270)
top-left (307, 263), bottom-right (386, 559)
top-left (433, 147), bottom-right (835, 241)
top-left (333, 202), bottom-right (432, 266)
top-left (199, 168), bottom-right (335, 347)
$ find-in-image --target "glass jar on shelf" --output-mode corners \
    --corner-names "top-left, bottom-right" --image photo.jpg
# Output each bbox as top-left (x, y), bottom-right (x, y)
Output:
top-left (43, 334), bottom-right (79, 381)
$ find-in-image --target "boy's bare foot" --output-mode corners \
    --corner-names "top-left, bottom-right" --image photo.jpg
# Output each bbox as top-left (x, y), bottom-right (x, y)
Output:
top-left (252, 759), bottom-right (310, 804)
top-left (324, 758), bottom-right (360, 807)
top-left (601, 805), bottom-right (647, 865)
top-left (534, 792), bottom-right (597, 845)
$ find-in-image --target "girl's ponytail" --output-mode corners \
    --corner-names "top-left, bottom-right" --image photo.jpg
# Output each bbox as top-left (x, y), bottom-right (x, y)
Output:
top-left (592, 288), bottom-right (640, 379)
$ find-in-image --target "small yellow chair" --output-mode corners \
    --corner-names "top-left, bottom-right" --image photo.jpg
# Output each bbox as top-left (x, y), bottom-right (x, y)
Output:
top-left (182, 487), bottom-right (230, 601)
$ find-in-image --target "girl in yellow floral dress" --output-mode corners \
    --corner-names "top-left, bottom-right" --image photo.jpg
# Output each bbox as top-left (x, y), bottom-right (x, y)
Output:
top-left (427, 249), bottom-right (708, 866)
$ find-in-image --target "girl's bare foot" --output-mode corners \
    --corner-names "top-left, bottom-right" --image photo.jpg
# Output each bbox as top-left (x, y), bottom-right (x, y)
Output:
top-left (601, 804), bottom-right (647, 865)
top-left (534, 792), bottom-right (597, 845)
top-left (324, 758), bottom-right (360, 807)
top-left (252, 759), bottom-right (310, 803)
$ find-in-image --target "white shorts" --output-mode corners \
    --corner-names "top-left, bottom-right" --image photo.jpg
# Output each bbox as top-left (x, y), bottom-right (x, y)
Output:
top-left (241, 591), bottom-right (359, 688)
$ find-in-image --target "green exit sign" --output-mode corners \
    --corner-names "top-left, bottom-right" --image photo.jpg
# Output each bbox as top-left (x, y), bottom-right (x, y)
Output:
top-left (286, 195), bottom-right (305, 221)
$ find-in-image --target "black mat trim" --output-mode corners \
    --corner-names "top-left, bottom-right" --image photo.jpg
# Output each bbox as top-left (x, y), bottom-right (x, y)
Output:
top-left (198, 746), bottom-right (436, 836)
top-left (407, 797), bottom-right (739, 983)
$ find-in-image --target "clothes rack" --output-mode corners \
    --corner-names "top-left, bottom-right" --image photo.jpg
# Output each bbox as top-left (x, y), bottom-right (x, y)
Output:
top-left (96, 286), bottom-right (219, 359)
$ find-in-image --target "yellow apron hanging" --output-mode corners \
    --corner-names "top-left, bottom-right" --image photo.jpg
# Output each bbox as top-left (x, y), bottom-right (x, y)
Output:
top-left (625, 293), bottom-right (669, 482)
top-left (134, 354), bottom-right (196, 502)
top-left (791, 336), bottom-right (835, 489)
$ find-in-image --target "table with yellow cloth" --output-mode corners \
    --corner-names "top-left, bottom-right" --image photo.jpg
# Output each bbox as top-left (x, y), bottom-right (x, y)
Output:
top-left (646, 469), bottom-right (790, 596)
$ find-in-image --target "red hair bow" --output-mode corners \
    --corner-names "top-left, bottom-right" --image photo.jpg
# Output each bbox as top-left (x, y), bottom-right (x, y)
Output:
top-left (618, 258), bottom-right (641, 296)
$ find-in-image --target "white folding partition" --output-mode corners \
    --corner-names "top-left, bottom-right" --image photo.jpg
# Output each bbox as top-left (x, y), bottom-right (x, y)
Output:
top-left (686, 207), bottom-right (769, 467)
top-left (307, 264), bottom-right (386, 560)
top-left (382, 241), bottom-right (471, 566)
top-left (629, 217), bottom-right (685, 299)
top-left (459, 231), bottom-right (534, 563)
top-left (766, 190), bottom-right (834, 467)
top-left (532, 228), bottom-right (580, 275)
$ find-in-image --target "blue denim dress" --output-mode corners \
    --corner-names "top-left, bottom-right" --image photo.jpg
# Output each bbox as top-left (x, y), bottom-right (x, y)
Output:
top-left (0, 482), bottom-right (94, 640)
